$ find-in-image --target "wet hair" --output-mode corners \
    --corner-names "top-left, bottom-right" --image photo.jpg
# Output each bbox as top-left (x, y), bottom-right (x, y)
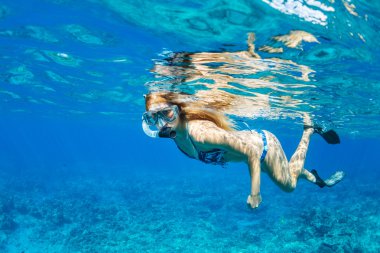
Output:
top-left (145, 92), bottom-right (235, 131)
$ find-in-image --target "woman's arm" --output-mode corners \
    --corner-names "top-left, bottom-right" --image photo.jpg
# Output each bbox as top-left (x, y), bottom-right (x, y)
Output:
top-left (188, 120), bottom-right (262, 208)
top-left (247, 157), bottom-right (262, 208)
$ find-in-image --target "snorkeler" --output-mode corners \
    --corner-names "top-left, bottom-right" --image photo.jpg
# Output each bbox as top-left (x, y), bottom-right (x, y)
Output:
top-left (142, 32), bottom-right (344, 208)
top-left (142, 92), bottom-right (345, 209)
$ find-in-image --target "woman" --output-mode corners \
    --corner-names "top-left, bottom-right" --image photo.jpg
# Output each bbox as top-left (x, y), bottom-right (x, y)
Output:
top-left (142, 92), bottom-right (345, 209)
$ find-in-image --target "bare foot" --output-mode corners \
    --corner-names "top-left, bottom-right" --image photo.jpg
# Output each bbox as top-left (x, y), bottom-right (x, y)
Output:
top-left (325, 171), bottom-right (345, 187)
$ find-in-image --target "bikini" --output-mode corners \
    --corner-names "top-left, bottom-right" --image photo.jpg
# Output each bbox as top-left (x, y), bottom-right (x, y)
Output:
top-left (177, 126), bottom-right (268, 165)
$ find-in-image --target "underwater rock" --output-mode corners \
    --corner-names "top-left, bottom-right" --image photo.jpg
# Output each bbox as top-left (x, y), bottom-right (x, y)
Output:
top-left (52, 210), bottom-right (68, 226)
top-left (342, 242), bottom-right (363, 253)
top-left (0, 197), bottom-right (14, 213)
top-left (314, 224), bottom-right (331, 237)
top-left (0, 214), bottom-right (17, 232)
top-left (317, 242), bottom-right (338, 253)
top-left (29, 207), bottom-right (43, 219)
top-left (15, 203), bottom-right (29, 215)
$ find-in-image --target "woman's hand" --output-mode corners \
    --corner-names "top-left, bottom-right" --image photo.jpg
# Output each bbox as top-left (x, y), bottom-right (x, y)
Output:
top-left (247, 193), bottom-right (262, 209)
top-left (247, 157), bottom-right (261, 209)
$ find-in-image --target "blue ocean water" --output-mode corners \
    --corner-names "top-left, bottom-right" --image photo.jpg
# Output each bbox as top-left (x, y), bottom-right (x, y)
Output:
top-left (0, 0), bottom-right (379, 252)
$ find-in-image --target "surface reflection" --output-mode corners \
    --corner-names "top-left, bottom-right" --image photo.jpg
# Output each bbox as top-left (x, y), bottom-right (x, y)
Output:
top-left (148, 32), bottom-right (317, 123)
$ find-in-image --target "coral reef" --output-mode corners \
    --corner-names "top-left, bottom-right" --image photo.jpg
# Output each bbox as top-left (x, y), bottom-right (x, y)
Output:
top-left (0, 168), bottom-right (379, 252)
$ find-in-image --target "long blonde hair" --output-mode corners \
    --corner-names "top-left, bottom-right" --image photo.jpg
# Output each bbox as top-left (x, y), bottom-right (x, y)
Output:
top-left (145, 92), bottom-right (235, 131)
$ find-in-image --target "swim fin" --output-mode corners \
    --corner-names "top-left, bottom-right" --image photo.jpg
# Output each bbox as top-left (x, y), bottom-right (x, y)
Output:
top-left (311, 169), bottom-right (345, 188)
top-left (304, 125), bottom-right (340, 144)
top-left (311, 169), bottom-right (326, 188)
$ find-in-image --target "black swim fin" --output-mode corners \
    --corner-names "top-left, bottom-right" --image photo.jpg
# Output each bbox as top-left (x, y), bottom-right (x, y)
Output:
top-left (319, 129), bottom-right (340, 144)
top-left (311, 169), bottom-right (326, 188)
top-left (304, 125), bottom-right (340, 144)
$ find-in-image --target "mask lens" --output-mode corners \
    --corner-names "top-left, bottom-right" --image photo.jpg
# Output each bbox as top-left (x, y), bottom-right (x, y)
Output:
top-left (160, 105), bottom-right (179, 122)
top-left (143, 111), bottom-right (157, 125)
top-left (160, 108), bottom-right (175, 121)
top-left (143, 105), bottom-right (179, 126)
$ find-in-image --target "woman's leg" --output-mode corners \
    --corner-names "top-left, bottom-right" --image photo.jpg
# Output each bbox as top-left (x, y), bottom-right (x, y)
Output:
top-left (287, 112), bottom-right (345, 188)
top-left (298, 168), bottom-right (316, 182)
top-left (288, 127), bottom-right (315, 188)
top-left (263, 119), bottom-right (317, 191)
top-left (276, 126), bottom-right (344, 189)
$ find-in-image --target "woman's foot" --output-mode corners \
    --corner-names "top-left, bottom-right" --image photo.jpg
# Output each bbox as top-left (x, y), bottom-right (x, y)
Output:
top-left (311, 169), bottom-right (345, 188)
top-left (324, 171), bottom-right (345, 187)
top-left (304, 125), bottom-right (340, 144)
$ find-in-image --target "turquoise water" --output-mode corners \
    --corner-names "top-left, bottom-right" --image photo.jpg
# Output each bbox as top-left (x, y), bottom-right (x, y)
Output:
top-left (1, 0), bottom-right (379, 252)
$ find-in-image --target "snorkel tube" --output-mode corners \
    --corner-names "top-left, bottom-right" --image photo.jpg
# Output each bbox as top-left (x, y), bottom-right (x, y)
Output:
top-left (142, 120), bottom-right (176, 139)
top-left (142, 120), bottom-right (158, 138)
top-left (158, 125), bottom-right (176, 138)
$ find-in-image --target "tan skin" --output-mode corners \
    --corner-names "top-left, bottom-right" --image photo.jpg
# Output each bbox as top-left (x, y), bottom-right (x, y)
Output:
top-left (146, 103), bottom-right (339, 209)
top-left (146, 33), bottom-right (344, 208)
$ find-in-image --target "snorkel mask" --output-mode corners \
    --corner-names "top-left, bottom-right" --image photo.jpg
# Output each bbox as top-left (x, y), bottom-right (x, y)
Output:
top-left (142, 105), bottom-right (179, 139)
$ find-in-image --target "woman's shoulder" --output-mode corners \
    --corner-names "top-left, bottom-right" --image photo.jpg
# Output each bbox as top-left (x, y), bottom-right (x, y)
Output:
top-left (187, 120), bottom-right (220, 129)
top-left (187, 120), bottom-right (230, 142)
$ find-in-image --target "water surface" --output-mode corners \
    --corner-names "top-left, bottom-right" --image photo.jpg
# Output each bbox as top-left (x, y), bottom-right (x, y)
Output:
top-left (0, 0), bottom-right (379, 252)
